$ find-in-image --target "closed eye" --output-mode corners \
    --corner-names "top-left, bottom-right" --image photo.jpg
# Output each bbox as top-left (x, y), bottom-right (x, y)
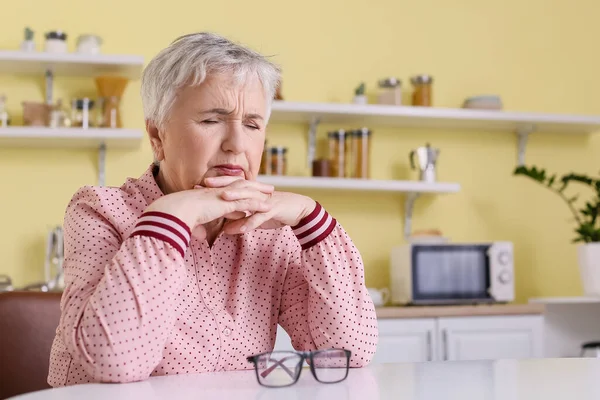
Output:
top-left (245, 124), bottom-right (260, 130)
top-left (202, 120), bottom-right (219, 124)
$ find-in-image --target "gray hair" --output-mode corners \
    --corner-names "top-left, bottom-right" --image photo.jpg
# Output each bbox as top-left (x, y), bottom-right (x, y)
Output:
top-left (141, 32), bottom-right (281, 129)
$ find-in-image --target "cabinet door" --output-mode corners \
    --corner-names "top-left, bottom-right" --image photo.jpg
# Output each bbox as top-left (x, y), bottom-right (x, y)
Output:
top-left (437, 315), bottom-right (544, 362)
top-left (372, 318), bottom-right (437, 364)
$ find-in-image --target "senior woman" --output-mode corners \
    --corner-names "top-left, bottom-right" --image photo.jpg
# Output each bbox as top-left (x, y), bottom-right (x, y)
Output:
top-left (48, 32), bottom-right (378, 387)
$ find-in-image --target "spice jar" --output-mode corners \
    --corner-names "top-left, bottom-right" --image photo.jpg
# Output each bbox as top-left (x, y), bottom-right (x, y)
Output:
top-left (411, 75), bottom-right (433, 106)
top-left (350, 128), bottom-right (372, 179)
top-left (312, 159), bottom-right (330, 177)
top-left (377, 78), bottom-right (402, 105)
top-left (44, 31), bottom-right (68, 53)
top-left (76, 34), bottom-right (102, 55)
top-left (269, 147), bottom-right (287, 176)
top-left (328, 129), bottom-right (347, 178)
top-left (71, 98), bottom-right (95, 128)
top-left (22, 101), bottom-right (51, 126)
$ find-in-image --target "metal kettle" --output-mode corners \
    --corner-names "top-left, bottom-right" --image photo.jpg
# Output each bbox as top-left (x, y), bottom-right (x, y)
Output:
top-left (409, 143), bottom-right (440, 183)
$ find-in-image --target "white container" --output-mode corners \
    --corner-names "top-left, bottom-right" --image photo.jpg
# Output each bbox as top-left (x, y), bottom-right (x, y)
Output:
top-left (577, 243), bottom-right (600, 296)
top-left (20, 40), bottom-right (35, 52)
top-left (44, 31), bottom-right (68, 53)
top-left (378, 77), bottom-right (402, 105)
top-left (353, 94), bottom-right (367, 105)
top-left (76, 34), bottom-right (102, 55)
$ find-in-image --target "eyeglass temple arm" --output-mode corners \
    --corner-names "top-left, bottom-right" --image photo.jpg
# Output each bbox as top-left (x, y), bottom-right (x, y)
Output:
top-left (259, 355), bottom-right (297, 379)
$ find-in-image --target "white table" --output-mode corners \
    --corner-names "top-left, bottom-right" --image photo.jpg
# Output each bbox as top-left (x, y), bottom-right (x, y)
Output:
top-left (9, 358), bottom-right (600, 400)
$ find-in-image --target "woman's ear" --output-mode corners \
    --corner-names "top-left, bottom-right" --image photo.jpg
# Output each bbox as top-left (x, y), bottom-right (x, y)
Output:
top-left (146, 120), bottom-right (165, 162)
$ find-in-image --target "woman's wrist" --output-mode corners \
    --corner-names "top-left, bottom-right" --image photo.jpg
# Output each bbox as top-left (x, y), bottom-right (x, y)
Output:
top-left (291, 201), bottom-right (337, 250)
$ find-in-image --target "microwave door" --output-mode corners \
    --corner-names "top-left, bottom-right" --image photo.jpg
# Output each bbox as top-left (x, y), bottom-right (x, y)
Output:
top-left (411, 245), bottom-right (493, 304)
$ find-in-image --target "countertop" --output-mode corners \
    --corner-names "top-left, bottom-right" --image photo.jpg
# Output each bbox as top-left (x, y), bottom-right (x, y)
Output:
top-left (375, 303), bottom-right (545, 319)
top-left (10, 358), bottom-right (600, 400)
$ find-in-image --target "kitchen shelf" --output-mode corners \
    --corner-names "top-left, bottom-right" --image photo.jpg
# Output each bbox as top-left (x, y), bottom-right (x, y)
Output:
top-left (257, 175), bottom-right (460, 194)
top-left (0, 127), bottom-right (144, 186)
top-left (270, 101), bottom-right (600, 133)
top-left (0, 127), bottom-right (143, 149)
top-left (0, 50), bottom-right (144, 79)
top-left (528, 297), bottom-right (600, 305)
top-left (269, 100), bottom-right (600, 166)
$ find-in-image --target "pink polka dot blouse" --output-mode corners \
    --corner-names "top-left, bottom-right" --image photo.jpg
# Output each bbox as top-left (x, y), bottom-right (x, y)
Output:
top-left (47, 164), bottom-right (379, 387)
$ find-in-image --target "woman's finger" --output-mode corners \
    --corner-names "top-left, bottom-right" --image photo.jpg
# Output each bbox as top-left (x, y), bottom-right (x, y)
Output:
top-left (220, 188), bottom-right (271, 202)
top-left (223, 211), bottom-right (248, 220)
top-left (205, 177), bottom-right (275, 194)
top-left (202, 175), bottom-right (243, 188)
top-left (229, 198), bottom-right (272, 215)
top-left (228, 211), bottom-right (272, 234)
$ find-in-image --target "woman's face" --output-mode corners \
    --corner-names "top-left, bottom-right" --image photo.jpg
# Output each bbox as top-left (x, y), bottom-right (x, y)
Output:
top-left (148, 71), bottom-right (268, 194)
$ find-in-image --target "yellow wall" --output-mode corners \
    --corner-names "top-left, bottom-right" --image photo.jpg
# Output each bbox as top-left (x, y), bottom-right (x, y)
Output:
top-left (0, 0), bottom-right (598, 303)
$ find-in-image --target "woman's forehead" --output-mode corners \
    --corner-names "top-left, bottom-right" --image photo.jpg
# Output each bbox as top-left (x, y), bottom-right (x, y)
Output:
top-left (180, 73), bottom-right (267, 112)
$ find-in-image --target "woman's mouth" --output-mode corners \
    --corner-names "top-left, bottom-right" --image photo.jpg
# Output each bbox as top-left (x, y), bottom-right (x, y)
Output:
top-left (213, 164), bottom-right (245, 177)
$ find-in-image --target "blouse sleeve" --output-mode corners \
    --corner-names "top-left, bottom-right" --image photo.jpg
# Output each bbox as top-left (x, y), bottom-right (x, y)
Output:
top-left (56, 186), bottom-right (191, 383)
top-left (277, 203), bottom-right (379, 367)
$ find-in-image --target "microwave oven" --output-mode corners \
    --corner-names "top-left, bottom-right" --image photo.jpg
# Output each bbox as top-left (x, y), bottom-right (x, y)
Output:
top-left (390, 242), bottom-right (514, 305)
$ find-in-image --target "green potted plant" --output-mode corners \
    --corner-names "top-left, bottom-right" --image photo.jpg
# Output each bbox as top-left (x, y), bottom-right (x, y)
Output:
top-left (353, 82), bottom-right (367, 105)
top-left (513, 165), bottom-right (600, 296)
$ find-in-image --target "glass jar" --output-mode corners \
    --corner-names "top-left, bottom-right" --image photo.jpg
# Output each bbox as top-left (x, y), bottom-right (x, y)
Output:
top-left (270, 147), bottom-right (287, 176)
top-left (312, 158), bottom-right (330, 177)
top-left (328, 129), bottom-right (347, 178)
top-left (411, 75), bottom-right (433, 106)
top-left (76, 34), bottom-right (102, 55)
top-left (71, 98), bottom-right (95, 128)
top-left (44, 31), bottom-right (67, 53)
top-left (97, 96), bottom-right (121, 128)
top-left (377, 78), bottom-right (402, 105)
top-left (350, 128), bottom-right (372, 179)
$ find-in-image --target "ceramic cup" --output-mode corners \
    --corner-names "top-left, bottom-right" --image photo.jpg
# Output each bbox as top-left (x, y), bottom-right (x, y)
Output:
top-left (367, 287), bottom-right (390, 307)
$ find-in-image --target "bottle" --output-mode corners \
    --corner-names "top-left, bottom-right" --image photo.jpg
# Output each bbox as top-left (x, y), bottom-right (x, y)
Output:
top-left (411, 75), bottom-right (434, 106)
top-left (350, 128), bottom-right (372, 178)
top-left (270, 147), bottom-right (287, 176)
top-left (328, 130), bottom-right (347, 177)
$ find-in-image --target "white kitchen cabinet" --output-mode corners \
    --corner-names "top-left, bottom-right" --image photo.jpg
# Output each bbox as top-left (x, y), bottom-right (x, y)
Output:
top-left (372, 318), bottom-right (436, 363)
top-left (272, 314), bottom-right (544, 364)
top-left (436, 315), bottom-right (544, 361)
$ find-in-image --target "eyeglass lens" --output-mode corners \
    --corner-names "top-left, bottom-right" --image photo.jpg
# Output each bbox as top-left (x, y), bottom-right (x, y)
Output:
top-left (255, 352), bottom-right (303, 387)
top-left (310, 349), bottom-right (349, 383)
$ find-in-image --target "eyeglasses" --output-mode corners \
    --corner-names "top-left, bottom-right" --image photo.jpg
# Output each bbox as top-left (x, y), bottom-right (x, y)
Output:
top-left (246, 349), bottom-right (351, 388)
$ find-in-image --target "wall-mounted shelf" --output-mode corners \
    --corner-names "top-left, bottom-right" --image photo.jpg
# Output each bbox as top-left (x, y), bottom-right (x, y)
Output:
top-left (257, 175), bottom-right (460, 194)
top-left (0, 50), bottom-right (144, 79)
top-left (269, 100), bottom-right (600, 166)
top-left (0, 50), bottom-right (145, 186)
top-left (0, 127), bottom-right (144, 186)
top-left (0, 127), bottom-right (143, 148)
top-left (258, 175), bottom-right (460, 238)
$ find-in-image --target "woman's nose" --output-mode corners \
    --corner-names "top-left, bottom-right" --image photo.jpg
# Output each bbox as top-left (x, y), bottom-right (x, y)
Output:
top-left (221, 121), bottom-right (245, 154)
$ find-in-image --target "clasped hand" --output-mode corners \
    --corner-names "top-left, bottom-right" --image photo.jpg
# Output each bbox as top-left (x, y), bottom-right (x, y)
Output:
top-left (145, 175), bottom-right (315, 240)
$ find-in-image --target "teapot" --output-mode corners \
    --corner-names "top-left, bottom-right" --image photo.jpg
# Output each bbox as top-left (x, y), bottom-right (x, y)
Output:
top-left (367, 287), bottom-right (390, 307)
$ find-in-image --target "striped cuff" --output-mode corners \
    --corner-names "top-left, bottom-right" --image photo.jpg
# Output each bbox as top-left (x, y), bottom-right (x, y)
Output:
top-left (291, 202), bottom-right (337, 250)
top-left (130, 211), bottom-right (191, 257)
